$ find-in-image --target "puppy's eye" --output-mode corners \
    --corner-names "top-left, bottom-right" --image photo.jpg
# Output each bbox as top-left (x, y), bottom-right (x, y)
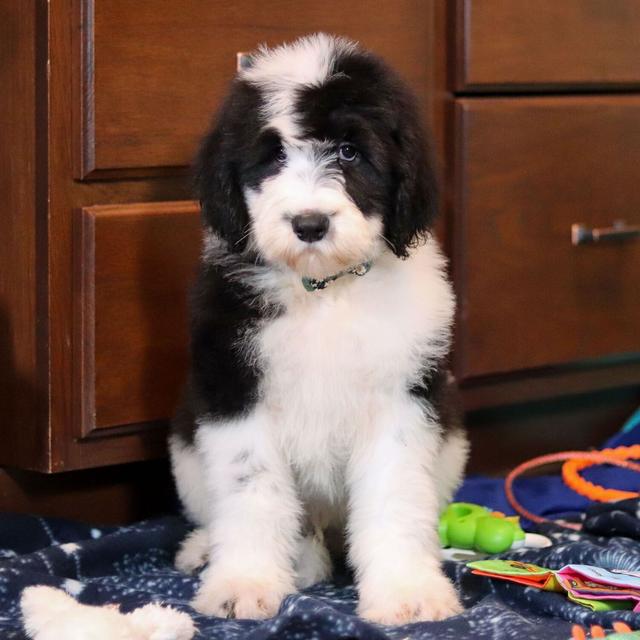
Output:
top-left (276, 145), bottom-right (287, 163)
top-left (338, 143), bottom-right (359, 163)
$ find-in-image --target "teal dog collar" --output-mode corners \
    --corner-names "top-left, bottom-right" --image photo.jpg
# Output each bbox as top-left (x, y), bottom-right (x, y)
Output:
top-left (301, 261), bottom-right (372, 292)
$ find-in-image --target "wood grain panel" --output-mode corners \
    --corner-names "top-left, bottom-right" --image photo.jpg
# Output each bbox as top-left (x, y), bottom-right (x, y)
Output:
top-left (77, 0), bottom-right (434, 177)
top-left (0, 1), bottom-right (48, 469)
top-left (460, 361), bottom-right (640, 412)
top-left (75, 202), bottom-right (200, 435)
top-left (455, 0), bottom-right (640, 91)
top-left (466, 387), bottom-right (640, 476)
top-left (0, 461), bottom-right (174, 525)
top-left (453, 97), bottom-right (640, 379)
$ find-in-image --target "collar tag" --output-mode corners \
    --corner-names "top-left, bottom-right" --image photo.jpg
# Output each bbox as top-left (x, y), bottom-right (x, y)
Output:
top-left (301, 260), bottom-right (372, 292)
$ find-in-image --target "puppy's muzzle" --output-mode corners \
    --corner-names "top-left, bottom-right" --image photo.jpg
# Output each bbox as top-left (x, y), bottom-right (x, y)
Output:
top-left (292, 212), bottom-right (330, 243)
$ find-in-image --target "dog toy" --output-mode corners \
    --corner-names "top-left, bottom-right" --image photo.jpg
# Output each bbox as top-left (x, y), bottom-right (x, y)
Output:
top-left (439, 502), bottom-right (526, 554)
top-left (469, 560), bottom-right (640, 613)
top-left (562, 445), bottom-right (640, 502)
top-left (505, 451), bottom-right (640, 529)
top-left (571, 622), bottom-right (638, 639)
top-left (469, 559), bottom-right (562, 592)
top-left (20, 585), bottom-right (196, 640)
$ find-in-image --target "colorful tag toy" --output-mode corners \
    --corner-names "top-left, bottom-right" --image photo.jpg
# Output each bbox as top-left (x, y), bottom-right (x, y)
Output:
top-left (469, 560), bottom-right (640, 613)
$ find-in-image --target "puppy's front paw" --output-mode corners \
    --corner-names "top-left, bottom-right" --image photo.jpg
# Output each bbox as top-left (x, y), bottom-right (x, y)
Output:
top-left (358, 570), bottom-right (462, 625)
top-left (192, 568), bottom-right (293, 620)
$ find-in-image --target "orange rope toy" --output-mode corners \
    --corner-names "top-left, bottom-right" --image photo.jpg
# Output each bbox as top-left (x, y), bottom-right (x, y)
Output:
top-left (571, 621), bottom-right (634, 639)
top-left (562, 445), bottom-right (640, 502)
top-left (505, 449), bottom-right (640, 529)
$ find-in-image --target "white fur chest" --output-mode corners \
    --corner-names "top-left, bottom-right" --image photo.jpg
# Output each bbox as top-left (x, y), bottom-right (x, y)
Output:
top-left (255, 241), bottom-right (454, 501)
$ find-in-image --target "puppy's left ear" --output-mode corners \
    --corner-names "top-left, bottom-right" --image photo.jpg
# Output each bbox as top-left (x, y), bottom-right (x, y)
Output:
top-left (195, 84), bottom-right (251, 252)
top-left (385, 95), bottom-right (439, 259)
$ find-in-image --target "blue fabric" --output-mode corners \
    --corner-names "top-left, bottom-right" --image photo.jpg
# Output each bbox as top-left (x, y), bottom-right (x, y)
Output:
top-left (2, 415), bottom-right (639, 638)
top-left (1, 510), bottom-right (640, 639)
top-left (456, 466), bottom-right (638, 522)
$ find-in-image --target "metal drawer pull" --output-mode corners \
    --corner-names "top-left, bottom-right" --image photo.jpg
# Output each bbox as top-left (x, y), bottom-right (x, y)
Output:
top-left (571, 220), bottom-right (640, 245)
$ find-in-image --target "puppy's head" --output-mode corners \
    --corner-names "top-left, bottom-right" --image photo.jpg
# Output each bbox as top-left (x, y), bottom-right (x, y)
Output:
top-left (196, 34), bottom-right (437, 278)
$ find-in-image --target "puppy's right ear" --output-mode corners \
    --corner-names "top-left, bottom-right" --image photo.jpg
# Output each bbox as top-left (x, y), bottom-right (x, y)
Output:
top-left (194, 85), bottom-right (251, 252)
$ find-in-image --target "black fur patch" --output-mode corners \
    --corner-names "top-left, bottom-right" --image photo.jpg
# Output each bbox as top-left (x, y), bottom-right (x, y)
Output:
top-left (195, 83), bottom-right (285, 252)
top-left (171, 258), bottom-right (278, 444)
top-left (295, 49), bottom-right (439, 258)
top-left (410, 366), bottom-right (462, 436)
top-left (178, 78), bottom-right (293, 440)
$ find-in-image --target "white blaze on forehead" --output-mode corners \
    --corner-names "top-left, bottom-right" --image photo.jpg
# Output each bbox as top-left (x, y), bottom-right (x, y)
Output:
top-left (240, 33), bottom-right (358, 140)
top-left (285, 143), bottom-right (341, 188)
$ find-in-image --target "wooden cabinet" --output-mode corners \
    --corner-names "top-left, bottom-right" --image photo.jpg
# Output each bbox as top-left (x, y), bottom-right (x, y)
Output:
top-left (74, 202), bottom-right (201, 436)
top-left (448, 2), bottom-right (640, 420)
top-left (1, 1), bottom-right (639, 482)
top-left (0, 0), bottom-right (442, 473)
top-left (453, 96), bottom-right (640, 378)
top-left (455, 0), bottom-right (640, 91)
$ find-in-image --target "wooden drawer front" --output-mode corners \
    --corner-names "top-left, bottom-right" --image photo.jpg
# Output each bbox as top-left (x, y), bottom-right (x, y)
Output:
top-left (75, 202), bottom-right (200, 435)
top-left (454, 97), bottom-right (640, 379)
top-left (78, 0), bottom-right (433, 178)
top-left (455, 0), bottom-right (640, 91)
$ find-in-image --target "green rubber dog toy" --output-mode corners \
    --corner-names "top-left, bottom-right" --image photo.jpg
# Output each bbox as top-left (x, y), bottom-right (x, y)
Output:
top-left (439, 502), bottom-right (526, 555)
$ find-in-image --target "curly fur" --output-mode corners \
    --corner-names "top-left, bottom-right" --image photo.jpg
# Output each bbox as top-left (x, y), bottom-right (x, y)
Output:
top-left (170, 33), bottom-right (468, 625)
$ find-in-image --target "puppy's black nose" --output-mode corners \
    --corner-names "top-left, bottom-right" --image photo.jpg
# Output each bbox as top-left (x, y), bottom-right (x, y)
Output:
top-left (291, 213), bottom-right (330, 243)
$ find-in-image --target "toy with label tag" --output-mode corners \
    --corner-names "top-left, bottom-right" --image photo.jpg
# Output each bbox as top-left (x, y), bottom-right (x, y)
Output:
top-left (469, 560), bottom-right (640, 612)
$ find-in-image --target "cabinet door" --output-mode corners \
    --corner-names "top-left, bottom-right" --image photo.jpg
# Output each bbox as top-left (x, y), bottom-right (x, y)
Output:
top-left (77, 0), bottom-right (436, 178)
top-left (455, 0), bottom-right (640, 91)
top-left (74, 202), bottom-right (200, 438)
top-left (453, 96), bottom-right (640, 379)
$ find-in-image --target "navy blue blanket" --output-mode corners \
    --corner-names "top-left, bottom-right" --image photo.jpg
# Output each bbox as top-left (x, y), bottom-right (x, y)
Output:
top-left (1, 511), bottom-right (640, 639)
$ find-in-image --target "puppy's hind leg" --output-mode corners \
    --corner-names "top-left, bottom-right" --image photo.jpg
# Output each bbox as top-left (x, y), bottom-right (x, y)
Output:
top-left (436, 428), bottom-right (469, 512)
top-left (175, 527), bottom-right (209, 574)
top-left (432, 372), bottom-right (469, 511)
top-left (170, 432), bottom-right (213, 573)
top-left (294, 528), bottom-right (332, 589)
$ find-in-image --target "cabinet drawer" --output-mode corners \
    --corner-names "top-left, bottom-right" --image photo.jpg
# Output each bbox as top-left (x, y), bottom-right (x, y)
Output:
top-left (78, 0), bottom-right (432, 178)
top-left (74, 202), bottom-right (200, 436)
top-left (453, 97), bottom-right (640, 378)
top-left (455, 0), bottom-right (640, 91)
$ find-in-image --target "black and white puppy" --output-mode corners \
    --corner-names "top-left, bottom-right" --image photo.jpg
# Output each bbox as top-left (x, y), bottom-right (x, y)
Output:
top-left (170, 34), bottom-right (468, 625)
